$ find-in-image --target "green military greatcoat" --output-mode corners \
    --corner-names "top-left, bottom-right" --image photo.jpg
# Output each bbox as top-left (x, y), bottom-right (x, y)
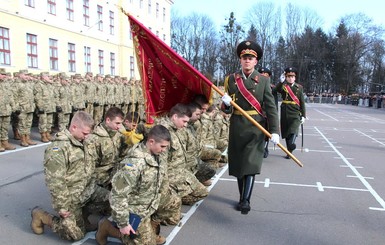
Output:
top-left (274, 82), bottom-right (306, 139)
top-left (223, 70), bottom-right (279, 178)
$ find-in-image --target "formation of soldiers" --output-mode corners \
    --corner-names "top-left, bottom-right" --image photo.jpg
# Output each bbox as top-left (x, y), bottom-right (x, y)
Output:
top-left (0, 68), bottom-right (145, 152)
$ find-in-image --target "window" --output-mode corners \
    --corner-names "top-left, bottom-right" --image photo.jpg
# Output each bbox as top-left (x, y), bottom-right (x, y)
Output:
top-left (83, 0), bottom-right (89, 26)
top-left (97, 5), bottom-right (103, 31)
top-left (130, 56), bottom-right (134, 78)
top-left (25, 0), bottom-right (35, 7)
top-left (163, 7), bottom-right (166, 22)
top-left (110, 52), bottom-right (115, 75)
top-left (49, 39), bottom-right (58, 70)
top-left (66, 0), bottom-right (74, 21)
top-left (98, 50), bottom-right (104, 75)
top-left (109, 11), bottom-right (114, 35)
top-left (47, 0), bottom-right (56, 15)
top-left (68, 43), bottom-right (76, 72)
top-left (84, 46), bottom-right (91, 72)
top-left (139, 0), bottom-right (143, 9)
top-left (0, 27), bottom-right (11, 65)
top-left (148, 0), bottom-right (151, 14)
top-left (26, 33), bottom-right (38, 68)
top-left (156, 3), bottom-right (159, 18)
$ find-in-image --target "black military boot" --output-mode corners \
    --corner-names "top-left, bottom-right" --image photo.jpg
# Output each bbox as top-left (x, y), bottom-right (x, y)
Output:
top-left (236, 177), bottom-right (244, 211)
top-left (239, 175), bottom-right (255, 215)
top-left (285, 134), bottom-right (297, 159)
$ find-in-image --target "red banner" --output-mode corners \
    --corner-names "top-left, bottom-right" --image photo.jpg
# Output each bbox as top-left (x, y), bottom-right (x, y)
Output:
top-left (127, 14), bottom-right (213, 124)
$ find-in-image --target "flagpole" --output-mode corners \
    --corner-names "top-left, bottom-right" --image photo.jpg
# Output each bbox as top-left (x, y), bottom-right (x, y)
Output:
top-left (210, 84), bottom-right (303, 168)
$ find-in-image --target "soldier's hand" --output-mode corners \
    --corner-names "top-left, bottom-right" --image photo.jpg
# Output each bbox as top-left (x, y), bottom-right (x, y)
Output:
top-left (56, 106), bottom-right (63, 112)
top-left (72, 107), bottom-right (79, 112)
top-left (280, 73), bottom-right (285, 83)
top-left (14, 110), bottom-right (21, 115)
top-left (119, 225), bottom-right (135, 236)
top-left (270, 133), bottom-right (279, 145)
top-left (300, 116), bottom-right (306, 124)
top-left (59, 210), bottom-right (71, 218)
top-left (38, 109), bottom-right (45, 114)
top-left (93, 102), bottom-right (99, 106)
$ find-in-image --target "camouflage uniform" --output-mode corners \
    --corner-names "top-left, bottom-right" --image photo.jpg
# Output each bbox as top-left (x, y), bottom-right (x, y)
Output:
top-left (158, 117), bottom-right (208, 205)
top-left (34, 73), bottom-right (55, 139)
top-left (84, 73), bottom-right (96, 117)
top-left (43, 129), bottom-right (109, 241)
top-left (135, 80), bottom-right (145, 121)
top-left (93, 76), bottom-right (105, 124)
top-left (56, 73), bottom-right (72, 131)
top-left (213, 111), bottom-right (230, 152)
top-left (86, 123), bottom-right (128, 189)
top-left (71, 74), bottom-right (86, 112)
top-left (197, 112), bottom-right (222, 169)
top-left (0, 70), bottom-right (17, 151)
top-left (110, 143), bottom-right (166, 244)
top-left (14, 71), bottom-right (36, 141)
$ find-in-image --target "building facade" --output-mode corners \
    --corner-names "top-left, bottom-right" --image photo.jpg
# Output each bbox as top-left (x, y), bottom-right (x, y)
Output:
top-left (0, 0), bottom-right (173, 78)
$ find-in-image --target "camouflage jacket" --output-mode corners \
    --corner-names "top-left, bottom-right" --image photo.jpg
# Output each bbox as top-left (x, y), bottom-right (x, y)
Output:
top-left (0, 78), bottom-right (16, 116)
top-left (14, 78), bottom-right (35, 113)
top-left (110, 143), bottom-right (165, 228)
top-left (44, 129), bottom-right (96, 212)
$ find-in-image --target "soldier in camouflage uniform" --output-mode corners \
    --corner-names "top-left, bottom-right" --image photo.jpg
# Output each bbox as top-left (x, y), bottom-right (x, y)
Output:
top-left (71, 74), bottom-right (86, 112)
top-left (93, 74), bottom-right (105, 124)
top-left (121, 77), bottom-right (130, 114)
top-left (86, 107), bottom-right (129, 190)
top-left (183, 102), bottom-right (216, 186)
top-left (135, 80), bottom-right (145, 121)
top-left (0, 69), bottom-right (17, 151)
top-left (96, 125), bottom-right (171, 245)
top-left (158, 103), bottom-right (208, 206)
top-left (213, 109), bottom-right (230, 163)
top-left (56, 73), bottom-right (72, 131)
top-left (34, 72), bottom-right (55, 142)
top-left (31, 111), bottom-right (110, 241)
top-left (84, 72), bottom-right (96, 118)
top-left (14, 70), bottom-right (37, 146)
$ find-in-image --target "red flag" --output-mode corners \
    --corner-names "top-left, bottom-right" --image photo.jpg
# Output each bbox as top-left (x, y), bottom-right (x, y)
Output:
top-left (127, 14), bottom-right (213, 124)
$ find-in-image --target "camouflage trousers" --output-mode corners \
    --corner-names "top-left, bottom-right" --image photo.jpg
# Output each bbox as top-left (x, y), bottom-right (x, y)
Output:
top-left (93, 105), bottom-right (104, 125)
top-left (216, 139), bottom-right (228, 153)
top-left (195, 159), bottom-right (216, 183)
top-left (0, 116), bottom-right (11, 140)
top-left (17, 112), bottom-right (33, 135)
top-left (38, 113), bottom-right (54, 133)
top-left (200, 146), bottom-right (222, 169)
top-left (51, 186), bottom-right (110, 241)
top-left (11, 112), bottom-right (19, 131)
top-left (120, 216), bottom-right (156, 245)
top-left (152, 187), bottom-right (181, 225)
top-left (84, 103), bottom-right (94, 118)
top-left (170, 172), bottom-right (208, 206)
top-left (57, 112), bottom-right (70, 131)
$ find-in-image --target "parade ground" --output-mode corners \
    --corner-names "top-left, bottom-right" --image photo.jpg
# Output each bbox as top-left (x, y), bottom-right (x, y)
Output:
top-left (1, 103), bottom-right (385, 245)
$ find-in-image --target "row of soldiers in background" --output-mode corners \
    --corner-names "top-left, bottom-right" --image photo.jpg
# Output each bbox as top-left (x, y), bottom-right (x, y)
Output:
top-left (0, 68), bottom-right (146, 152)
top-left (30, 94), bottom-right (230, 244)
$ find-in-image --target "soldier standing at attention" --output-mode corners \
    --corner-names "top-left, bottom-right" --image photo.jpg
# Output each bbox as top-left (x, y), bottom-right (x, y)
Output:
top-left (96, 125), bottom-right (171, 245)
top-left (30, 111), bottom-right (110, 241)
top-left (274, 67), bottom-right (306, 159)
top-left (0, 69), bottom-right (17, 151)
top-left (56, 73), bottom-right (73, 131)
top-left (221, 41), bottom-right (279, 214)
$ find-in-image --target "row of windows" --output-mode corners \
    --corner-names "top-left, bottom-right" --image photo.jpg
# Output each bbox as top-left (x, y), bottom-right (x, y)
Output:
top-left (0, 26), bottom-right (135, 77)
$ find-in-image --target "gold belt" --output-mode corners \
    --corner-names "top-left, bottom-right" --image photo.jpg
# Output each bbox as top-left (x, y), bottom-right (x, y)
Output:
top-left (233, 110), bottom-right (259, 115)
top-left (282, 100), bottom-right (297, 104)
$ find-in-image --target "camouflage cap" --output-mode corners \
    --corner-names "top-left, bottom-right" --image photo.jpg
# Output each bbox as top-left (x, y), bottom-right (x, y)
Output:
top-left (59, 72), bottom-right (69, 79)
top-left (19, 69), bottom-right (28, 74)
top-left (0, 68), bottom-right (6, 75)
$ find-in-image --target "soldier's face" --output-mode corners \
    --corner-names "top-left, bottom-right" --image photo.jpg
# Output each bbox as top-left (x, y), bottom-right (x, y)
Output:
top-left (105, 116), bottom-right (124, 131)
top-left (200, 104), bottom-right (209, 113)
top-left (285, 75), bottom-right (296, 84)
top-left (190, 108), bottom-right (201, 122)
top-left (240, 55), bottom-right (257, 73)
top-left (148, 138), bottom-right (170, 155)
top-left (72, 125), bottom-right (92, 142)
top-left (172, 115), bottom-right (189, 129)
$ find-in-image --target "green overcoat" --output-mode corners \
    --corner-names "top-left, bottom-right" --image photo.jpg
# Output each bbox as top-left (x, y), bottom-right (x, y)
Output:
top-left (223, 70), bottom-right (279, 178)
top-left (274, 82), bottom-right (306, 139)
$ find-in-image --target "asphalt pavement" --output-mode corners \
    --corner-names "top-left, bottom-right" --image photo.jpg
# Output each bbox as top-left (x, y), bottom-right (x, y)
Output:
top-left (1, 103), bottom-right (385, 245)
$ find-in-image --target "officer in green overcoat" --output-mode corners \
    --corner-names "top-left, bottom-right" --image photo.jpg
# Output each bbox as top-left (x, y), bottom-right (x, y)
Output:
top-left (221, 41), bottom-right (279, 214)
top-left (274, 67), bottom-right (306, 158)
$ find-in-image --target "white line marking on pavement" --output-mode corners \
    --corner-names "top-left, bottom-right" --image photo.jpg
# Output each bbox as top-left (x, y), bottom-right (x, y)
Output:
top-left (264, 178), bottom-right (270, 187)
top-left (316, 182), bottom-right (324, 192)
top-left (314, 109), bottom-right (339, 121)
top-left (0, 142), bottom-right (50, 155)
top-left (346, 175), bottom-right (374, 180)
top-left (354, 129), bottom-right (385, 147)
top-left (340, 165), bottom-right (362, 169)
top-left (315, 126), bottom-right (385, 210)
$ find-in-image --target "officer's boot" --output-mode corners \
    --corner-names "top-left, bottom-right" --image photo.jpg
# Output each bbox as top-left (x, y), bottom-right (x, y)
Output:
top-left (0, 142), bottom-right (4, 152)
top-left (40, 132), bottom-right (49, 143)
top-left (31, 207), bottom-right (53, 234)
top-left (285, 134), bottom-right (297, 159)
top-left (236, 177), bottom-right (244, 211)
top-left (240, 175), bottom-right (255, 215)
top-left (95, 218), bottom-right (121, 245)
top-left (26, 134), bottom-right (37, 145)
top-left (1, 140), bottom-right (16, 150)
top-left (20, 134), bottom-right (29, 147)
top-left (151, 220), bottom-right (166, 245)
top-left (13, 127), bottom-right (21, 140)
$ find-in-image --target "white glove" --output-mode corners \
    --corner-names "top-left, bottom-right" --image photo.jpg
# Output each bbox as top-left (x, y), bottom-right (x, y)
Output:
top-left (300, 116), bottom-right (306, 124)
top-left (270, 133), bottom-right (279, 145)
top-left (280, 74), bottom-right (285, 83)
top-left (221, 93), bottom-right (232, 106)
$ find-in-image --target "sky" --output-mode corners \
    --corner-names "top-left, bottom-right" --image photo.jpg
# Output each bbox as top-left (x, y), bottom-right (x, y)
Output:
top-left (171, 0), bottom-right (385, 32)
